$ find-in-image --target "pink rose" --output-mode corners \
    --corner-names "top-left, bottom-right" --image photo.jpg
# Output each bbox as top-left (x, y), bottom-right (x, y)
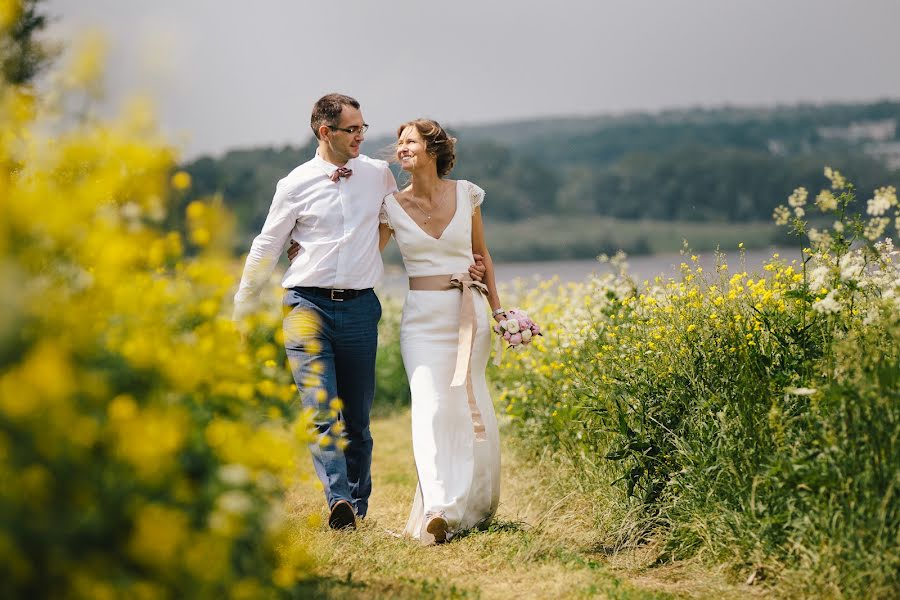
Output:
top-left (503, 332), bottom-right (511, 340)
top-left (532, 324), bottom-right (541, 335)
top-left (509, 333), bottom-right (522, 345)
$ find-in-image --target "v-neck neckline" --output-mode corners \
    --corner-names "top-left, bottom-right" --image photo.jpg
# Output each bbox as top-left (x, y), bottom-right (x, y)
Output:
top-left (390, 181), bottom-right (460, 241)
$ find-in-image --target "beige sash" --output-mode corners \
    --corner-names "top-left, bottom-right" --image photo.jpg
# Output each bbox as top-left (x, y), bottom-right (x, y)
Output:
top-left (408, 273), bottom-right (488, 442)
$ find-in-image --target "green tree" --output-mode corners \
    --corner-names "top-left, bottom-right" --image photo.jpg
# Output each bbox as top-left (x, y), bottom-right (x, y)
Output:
top-left (1, 0), bottom-right (56, 86)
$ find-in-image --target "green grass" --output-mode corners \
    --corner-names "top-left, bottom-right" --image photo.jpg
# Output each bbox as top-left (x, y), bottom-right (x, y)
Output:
top-left (285, 411), bottom-right (766, 599)
top-left (491, 233), bottom-right (899, 598)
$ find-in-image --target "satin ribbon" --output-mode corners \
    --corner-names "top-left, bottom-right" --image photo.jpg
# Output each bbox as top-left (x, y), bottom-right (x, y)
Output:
top-left (329, 167), bottom-right (353, 182)
top-left (408, 273), bottom-right (489, 442)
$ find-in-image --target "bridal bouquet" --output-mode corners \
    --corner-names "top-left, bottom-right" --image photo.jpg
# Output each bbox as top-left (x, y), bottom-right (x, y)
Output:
top-left (493, 308), bottom-right (542, 350)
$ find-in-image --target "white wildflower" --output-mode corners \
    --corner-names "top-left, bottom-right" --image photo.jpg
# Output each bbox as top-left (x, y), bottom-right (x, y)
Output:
top-left (824, 166), bottom-right (847, 190)
top-left (839, 252), bottom-right (865, 282)
top-left (794, 206), bottom-right (805, 218)
top-left (812, 290), bottom-right (841, 314)
top-left (864, 217), bottom-right (890, 241)
top-left (833, 220), bottom-right (845, 233)
top-left (808, 265), bottom-right (830, 291)
top-left (874, 237), bottom-right (895, 256)
top-left (814, 230), bottom-right (832, 250)
top-left (788, 187), bottom-right (808, 208)
top-left (867, 186), bottom-right (896, 216)
top-left (815, 189), bottom-right (838, 212)
top-left (863, 307), bottom-right (880, 326)
top-left (773, 205), bottom-right (791, 226)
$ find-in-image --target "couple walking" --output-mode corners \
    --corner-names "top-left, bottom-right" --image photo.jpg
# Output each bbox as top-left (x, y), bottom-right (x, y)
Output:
top-left (233, 93), bottom-right (505, 544)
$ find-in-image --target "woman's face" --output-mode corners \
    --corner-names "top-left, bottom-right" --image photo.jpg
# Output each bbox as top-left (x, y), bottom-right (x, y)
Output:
top-left (396, 126), bottom-right (433, 172)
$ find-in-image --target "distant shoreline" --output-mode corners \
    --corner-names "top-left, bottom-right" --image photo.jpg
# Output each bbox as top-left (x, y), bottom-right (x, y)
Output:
top-left (377, 246), bottom-right (800, 299)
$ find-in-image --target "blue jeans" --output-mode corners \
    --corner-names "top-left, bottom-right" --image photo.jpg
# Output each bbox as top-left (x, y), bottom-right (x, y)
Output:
top-left (282, 287), bottom-right (381, 517)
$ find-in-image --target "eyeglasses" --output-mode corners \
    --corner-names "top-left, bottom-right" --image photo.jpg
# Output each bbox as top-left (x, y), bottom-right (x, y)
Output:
top-left (328, 123), bottom-right (369, 136)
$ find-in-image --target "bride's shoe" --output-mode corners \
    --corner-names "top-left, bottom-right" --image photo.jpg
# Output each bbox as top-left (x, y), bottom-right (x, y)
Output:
top-left (421, 512), bottom-right (449, 546)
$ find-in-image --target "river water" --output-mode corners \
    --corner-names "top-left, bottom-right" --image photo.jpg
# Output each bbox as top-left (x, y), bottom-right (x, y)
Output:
top-left (376, 246), bottom-right (801, 299)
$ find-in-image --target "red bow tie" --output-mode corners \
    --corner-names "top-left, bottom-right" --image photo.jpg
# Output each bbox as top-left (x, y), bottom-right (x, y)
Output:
top-left (330, 167), bottom-right (353, 182)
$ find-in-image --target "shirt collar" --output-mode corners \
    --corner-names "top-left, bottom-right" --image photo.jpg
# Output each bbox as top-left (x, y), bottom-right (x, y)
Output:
top-left (314, 149), bottom-right (355, 177)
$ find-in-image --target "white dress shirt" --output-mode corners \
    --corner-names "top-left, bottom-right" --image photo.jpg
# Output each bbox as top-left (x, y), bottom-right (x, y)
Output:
top-left (233, 151), bottom-right (398, 319)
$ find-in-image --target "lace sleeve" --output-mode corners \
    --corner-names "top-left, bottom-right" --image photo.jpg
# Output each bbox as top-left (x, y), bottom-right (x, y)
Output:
top-left (466, 181), bottom-right (486, 214)
top-left (379, 199), bottom-right (393, 229)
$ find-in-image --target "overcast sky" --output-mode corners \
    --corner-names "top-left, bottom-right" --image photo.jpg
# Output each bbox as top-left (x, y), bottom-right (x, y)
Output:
top-left (46, 0), bottom-right (900, 160)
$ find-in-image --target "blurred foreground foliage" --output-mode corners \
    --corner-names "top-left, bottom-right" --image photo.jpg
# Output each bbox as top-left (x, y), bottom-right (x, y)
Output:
top-left (0, 13), bottom-right (319, 598)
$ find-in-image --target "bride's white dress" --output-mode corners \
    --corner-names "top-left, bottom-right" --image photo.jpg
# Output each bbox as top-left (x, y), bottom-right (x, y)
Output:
top-left (380, 180), bottom-right (501, 541)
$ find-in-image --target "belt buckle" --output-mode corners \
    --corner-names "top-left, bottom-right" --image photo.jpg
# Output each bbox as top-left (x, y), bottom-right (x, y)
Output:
top-left (330, 289), bottom-right (345, 301)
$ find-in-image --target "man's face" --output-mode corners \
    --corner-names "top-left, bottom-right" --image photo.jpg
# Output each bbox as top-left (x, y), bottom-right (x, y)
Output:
top-left (326, 105), bottom-right (366, 162)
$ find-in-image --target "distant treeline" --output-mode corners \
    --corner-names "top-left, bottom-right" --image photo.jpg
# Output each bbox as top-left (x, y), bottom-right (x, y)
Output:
top-left (177, 101), bottom-right (900, 258)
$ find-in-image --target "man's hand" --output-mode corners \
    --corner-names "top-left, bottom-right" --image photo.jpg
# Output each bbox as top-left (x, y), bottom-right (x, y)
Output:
top-left (469, 253), bottom-right (487, 282)
top-left (287, 240), bottom-right (300, 262)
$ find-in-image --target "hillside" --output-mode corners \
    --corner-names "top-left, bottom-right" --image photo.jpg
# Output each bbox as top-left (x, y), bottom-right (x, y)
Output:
top-left (177, 101), bottom-right (900, 260)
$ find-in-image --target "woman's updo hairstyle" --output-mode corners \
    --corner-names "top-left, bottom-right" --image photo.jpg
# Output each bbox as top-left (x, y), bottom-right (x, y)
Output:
top-left (397, 119), bottom-right (457, 177)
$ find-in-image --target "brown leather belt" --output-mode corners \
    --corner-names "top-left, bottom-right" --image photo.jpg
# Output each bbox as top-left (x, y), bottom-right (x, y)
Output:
top-left (293, 287), bottom-right (371, 301)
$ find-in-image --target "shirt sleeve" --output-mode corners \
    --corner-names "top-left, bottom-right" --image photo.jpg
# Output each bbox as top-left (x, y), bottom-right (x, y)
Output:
top-left (383, 164), bottom-right (399, 196)
top-left (232, 181), bottom-right (297, 320)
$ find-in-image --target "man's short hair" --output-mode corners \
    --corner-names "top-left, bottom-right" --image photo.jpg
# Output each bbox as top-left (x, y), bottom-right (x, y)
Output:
top-left (311, 93), bottom-right (360, 139)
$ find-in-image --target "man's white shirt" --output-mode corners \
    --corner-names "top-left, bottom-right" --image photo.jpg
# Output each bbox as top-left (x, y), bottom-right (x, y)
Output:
top-left (233, 152), bottom-right (398, 320)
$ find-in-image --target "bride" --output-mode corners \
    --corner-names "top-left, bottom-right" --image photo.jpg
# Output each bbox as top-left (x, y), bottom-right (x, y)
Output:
top-left (379, 119), bottom-right (504, 545)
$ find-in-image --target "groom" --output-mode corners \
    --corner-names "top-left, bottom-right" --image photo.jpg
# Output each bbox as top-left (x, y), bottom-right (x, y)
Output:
top-left (234, 93), bottom-right (484, 530)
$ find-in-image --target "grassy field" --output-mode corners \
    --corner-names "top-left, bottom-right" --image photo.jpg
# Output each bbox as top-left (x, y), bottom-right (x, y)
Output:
top-left (286, 411), bottom-right (767, 599)
top-left (489, 182), bottom-right (900, 598)
top-left (10, 22), bottom-right (895, 598)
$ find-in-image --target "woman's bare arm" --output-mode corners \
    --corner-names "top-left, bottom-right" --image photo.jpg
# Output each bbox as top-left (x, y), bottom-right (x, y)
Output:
top-left (379, 223), bottom-right (393, 252)
top-left (471, 207), bottom-right (503, 317)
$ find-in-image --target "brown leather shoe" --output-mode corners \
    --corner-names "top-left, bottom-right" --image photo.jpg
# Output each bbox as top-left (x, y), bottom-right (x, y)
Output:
top-left (328, 500), bottom-right (357, 530)
top-left (421, 513), bottom-right (448, 545)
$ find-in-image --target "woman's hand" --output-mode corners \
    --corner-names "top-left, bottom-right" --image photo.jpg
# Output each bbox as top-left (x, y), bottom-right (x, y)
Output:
top-left (287, 240), bottom-right (300, 262)
top-left (470, 253), bottom-right (487, 282)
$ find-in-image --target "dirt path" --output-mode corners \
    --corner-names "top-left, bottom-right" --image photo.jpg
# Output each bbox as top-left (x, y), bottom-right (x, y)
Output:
top-left (288, 411), bottom-right (763, 599)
